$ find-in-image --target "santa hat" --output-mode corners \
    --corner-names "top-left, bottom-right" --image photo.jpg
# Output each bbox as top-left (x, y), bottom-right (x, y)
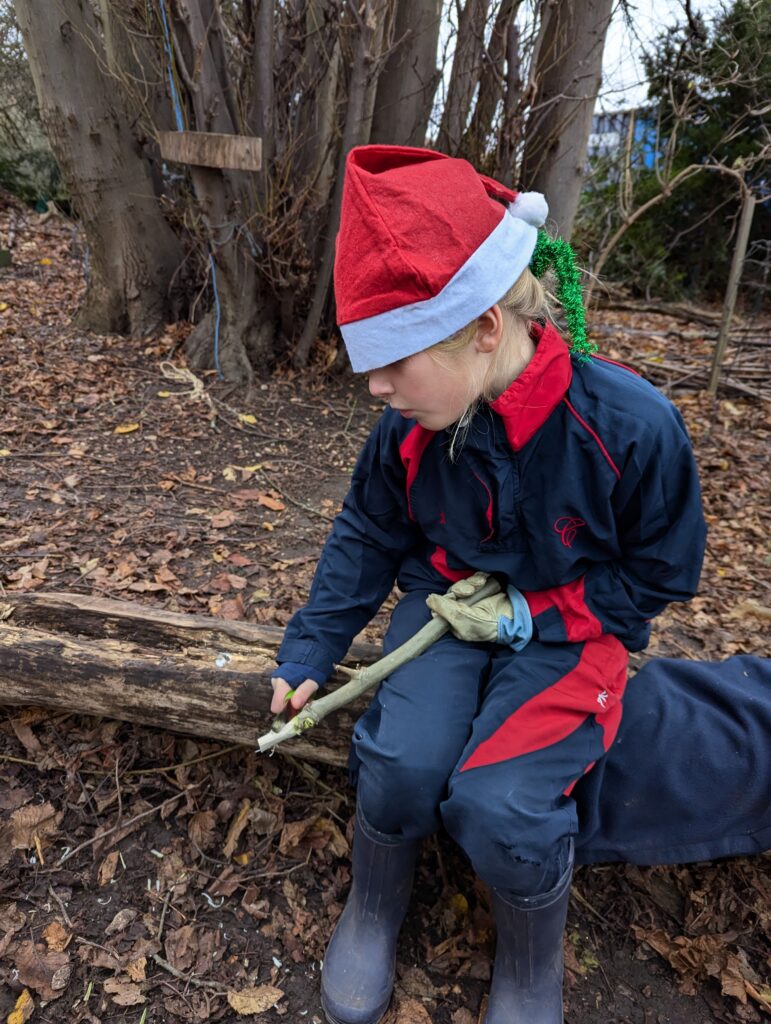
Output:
top-left (334, 145), bottom-right (549, 373)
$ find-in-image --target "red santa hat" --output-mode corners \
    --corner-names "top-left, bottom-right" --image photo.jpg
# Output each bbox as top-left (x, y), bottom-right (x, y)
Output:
top-left (334, 145), bottom-right (548, 372)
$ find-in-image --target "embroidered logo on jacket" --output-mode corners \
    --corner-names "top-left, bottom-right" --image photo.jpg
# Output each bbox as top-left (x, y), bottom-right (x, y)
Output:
top-left (554, 516), bottom-right (586, 548)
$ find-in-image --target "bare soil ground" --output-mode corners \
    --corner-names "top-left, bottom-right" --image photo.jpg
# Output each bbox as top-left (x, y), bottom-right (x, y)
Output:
top-left (0, 195), bottom-right (769, 1024)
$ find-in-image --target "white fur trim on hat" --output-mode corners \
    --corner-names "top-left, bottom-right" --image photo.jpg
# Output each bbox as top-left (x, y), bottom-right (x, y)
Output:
top-left (341, 213), bottom-right (538, 372)
top-left (508, 191), bottom-right (548, 228)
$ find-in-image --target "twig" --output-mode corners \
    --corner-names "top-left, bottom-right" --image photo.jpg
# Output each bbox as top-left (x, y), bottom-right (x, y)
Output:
top-left (57, 786), bottom-right (199, 866)
top-left (257, 468), bottom-right (335, 523)
top-left (166, 473), bottom-right (223, 493)
top-left (151, 953), bottom-right (227, 991)
top-left (569, 885), bottom-right (617, 930)
top-left (156, 889), bottom-right (172, 943)
top-left (124, 743), bottom-right (243, 777)
top-left (48, 885), bottom-right (74, 929)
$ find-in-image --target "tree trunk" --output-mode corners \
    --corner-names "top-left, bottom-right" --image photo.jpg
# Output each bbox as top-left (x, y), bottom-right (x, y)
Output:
top-left (293, 0), bottom-right (344, 205)
top-left (462, 0), bottom-right (522, 165)
top-left (248, 0), bottom-right (274, 199)
top-left (0, 593), bottom-right (382, 769)
top-left (496, 20), bottom-right (523, 186)
top-left (438, 0), bottom-right (490, 156)
top-left (13, 0), bottom-right (185, 336)
top-left (293, 0), bottom-right (389, 369)
top-left (370, 0), bottom-right (442, 147)
top-left (520, 0), bottom-right (613, 239)
top-left (171, 0), bottom-right (275, 380)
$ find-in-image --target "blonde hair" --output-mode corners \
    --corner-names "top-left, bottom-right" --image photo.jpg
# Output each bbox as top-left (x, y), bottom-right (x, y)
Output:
top-left (430, 267), bottom-right (551, 456)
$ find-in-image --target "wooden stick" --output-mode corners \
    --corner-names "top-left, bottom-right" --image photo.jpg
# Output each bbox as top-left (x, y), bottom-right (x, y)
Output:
top-left (257, 575), bottom-right (502, 753)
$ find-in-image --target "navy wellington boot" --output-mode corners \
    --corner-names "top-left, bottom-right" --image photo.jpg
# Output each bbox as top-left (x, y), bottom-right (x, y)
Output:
top-left (321, 807), bottom-right (419, 1024)
top-left (485, 850), bottom-right (574, 1024)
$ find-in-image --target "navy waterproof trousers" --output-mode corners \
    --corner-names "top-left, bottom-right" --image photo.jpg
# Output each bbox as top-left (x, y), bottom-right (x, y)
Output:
top-left (351, 591), bottom-right (628, 896)
top-left (351, 591), bottom-right (771, 894)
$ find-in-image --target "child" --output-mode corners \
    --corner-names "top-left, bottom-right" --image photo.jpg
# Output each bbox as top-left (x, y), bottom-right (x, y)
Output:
top-left (270, 146), bottom-right (706, 1024)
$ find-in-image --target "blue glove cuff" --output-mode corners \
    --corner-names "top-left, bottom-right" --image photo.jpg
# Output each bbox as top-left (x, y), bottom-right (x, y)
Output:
top-left (497, 586), bottom-right (533, 651)
top-left (271, 662), bottom-right (327, 688)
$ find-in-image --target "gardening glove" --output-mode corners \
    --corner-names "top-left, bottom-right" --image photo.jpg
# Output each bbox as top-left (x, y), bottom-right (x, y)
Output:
top-left (270, 662), bottom-right (323, 716)
top-left (426, 585), bottom-right (533, 651)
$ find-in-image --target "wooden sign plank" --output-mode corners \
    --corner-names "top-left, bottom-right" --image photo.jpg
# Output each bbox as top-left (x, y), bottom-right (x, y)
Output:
top-left (159, 130), bottom-right (262, 172)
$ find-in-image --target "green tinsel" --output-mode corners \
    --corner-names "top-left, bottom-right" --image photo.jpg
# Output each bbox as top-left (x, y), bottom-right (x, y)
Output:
top-left (530, 232), bottom-right (597, 361)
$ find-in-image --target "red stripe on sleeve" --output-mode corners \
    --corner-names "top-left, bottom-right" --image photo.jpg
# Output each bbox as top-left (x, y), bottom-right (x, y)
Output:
top-left (460, 634), bottom-right (628, 772)
top-left (562, 398), bottom-right (621, 480)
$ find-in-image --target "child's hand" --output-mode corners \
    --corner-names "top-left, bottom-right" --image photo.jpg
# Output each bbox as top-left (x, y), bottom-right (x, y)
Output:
top-left (426, 585), bottom-right (533, 651)
top-left (270, 676), bottom-right (319, 717)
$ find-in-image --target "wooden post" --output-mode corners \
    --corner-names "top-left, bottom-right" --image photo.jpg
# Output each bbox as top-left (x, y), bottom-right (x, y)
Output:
top-left (708, 189), bottom-right (756, 396)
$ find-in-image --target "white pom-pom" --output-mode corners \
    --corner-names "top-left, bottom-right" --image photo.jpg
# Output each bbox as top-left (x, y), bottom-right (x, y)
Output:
top-left (508, 191), bottom-right (548, 228)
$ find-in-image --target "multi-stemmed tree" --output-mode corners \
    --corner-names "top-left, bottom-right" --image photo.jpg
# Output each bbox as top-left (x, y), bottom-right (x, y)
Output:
top-left (12, 0), bottom-right (614, 383)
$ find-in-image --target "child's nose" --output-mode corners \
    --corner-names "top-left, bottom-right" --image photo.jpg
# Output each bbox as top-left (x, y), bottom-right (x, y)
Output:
top-left (368, 369), bottom-right (394, 398)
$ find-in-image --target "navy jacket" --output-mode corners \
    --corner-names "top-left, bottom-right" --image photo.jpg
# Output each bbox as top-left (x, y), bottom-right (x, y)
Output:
top-left (278, 323), bottom-right (706, 681)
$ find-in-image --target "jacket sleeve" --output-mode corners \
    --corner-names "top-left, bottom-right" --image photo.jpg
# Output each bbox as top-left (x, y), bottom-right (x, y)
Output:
top-left (275, 415), bottom-right (419, 681)
top-left (525, 407), bottom-right (706, 651)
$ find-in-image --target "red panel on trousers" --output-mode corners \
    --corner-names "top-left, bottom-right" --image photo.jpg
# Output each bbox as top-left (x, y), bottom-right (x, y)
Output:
top-left (460, 634), bottom-right (628, 771)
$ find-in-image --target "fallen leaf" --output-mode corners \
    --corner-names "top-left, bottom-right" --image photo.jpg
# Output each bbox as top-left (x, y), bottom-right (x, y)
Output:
top-left (6, 988), bottom-right (34, 1024)
top-left (451, 1010), bottom-right (476, 1024)
top-left (189, 810), bottom-right (217, 851)
top-left (215, 595), bottom-right (246, 620)
top-left (15, 941), bottom-right (71, 1001)
top-left (210, 509), bottom-right (238, 529)
top-left (230, 488), bottom-right (285, 511)
top-left (258, 493), bottom-right (285, 511)
top-left (126, 957), bottom-right (147, 982)
top-left (222, 799), bottom-right (251, 858)
top-left (278, 815), bottom-right (348, 857)
top-left (0, 802), bottom-right (62, 866)
top-left (114, 423), bottom-right (140, 434)
top-left (102, 978), bottom-right (145, 1006)
top-left (164, 925), bottom-right (197, 972)
top-left (0, 904), bottom-right (26, 957)
top-left (98, 850), bottom-right (120, 886)
top-left (394, 996), bottom-right (433, 1023)
top-left (42, 921), bottom-right (71, 952)
top-left (226, 985), bottom-right (283, 1015)
top-left (105, 908), bottom-right (138, 936)
top-left (237, 414), bottom-right (257, 425)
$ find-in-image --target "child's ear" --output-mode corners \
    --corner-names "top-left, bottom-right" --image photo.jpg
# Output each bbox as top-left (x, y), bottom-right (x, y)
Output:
top-left (474, 304), bottom-right (504, 354)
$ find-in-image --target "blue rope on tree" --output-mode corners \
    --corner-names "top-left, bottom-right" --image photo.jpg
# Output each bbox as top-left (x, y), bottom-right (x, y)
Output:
top-left (157, 0), bottom-right (184, 132)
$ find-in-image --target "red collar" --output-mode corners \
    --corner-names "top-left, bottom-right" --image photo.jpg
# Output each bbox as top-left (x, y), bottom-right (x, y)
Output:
top-left (489, 321), bottom-right (572, 449)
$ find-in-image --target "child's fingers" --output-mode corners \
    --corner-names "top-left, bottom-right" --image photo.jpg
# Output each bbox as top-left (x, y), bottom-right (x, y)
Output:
top-left (289, 679), bottom-right (320, 711)
top-left (270, 677), bottom-right (292, 714)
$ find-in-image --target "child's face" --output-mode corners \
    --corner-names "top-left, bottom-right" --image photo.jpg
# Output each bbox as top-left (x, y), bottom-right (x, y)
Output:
top-left (367, 347), bottom-right (480, 431)
top-left (367, 306), bottom-right (506, 431)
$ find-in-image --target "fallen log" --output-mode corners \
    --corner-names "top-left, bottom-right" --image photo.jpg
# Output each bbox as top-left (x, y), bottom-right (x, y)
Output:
top-left (0, 592), bottom-right (382, 768)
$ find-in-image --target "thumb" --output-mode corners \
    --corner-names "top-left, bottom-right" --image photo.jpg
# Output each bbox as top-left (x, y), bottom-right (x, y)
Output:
top-left (426, 593), bottom-right (465, 623)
